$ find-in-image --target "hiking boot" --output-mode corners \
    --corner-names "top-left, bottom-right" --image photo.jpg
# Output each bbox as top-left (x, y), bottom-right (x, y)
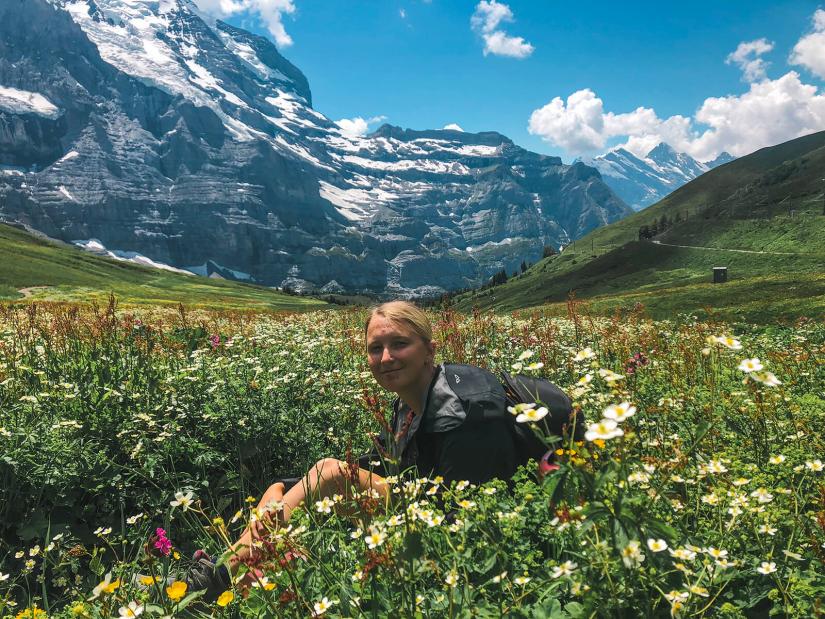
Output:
top-left (182, 551), bottom-right (232, 603)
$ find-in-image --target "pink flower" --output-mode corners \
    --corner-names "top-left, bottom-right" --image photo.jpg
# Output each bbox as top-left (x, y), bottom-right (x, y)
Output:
top-left (152, 528), bottom-right (172, 557)
top-left (209, 334), bottom-right (221, 348)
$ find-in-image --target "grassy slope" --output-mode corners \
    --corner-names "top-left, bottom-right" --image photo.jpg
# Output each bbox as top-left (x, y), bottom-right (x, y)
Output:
top-left (0, 224), bottom-right (327, 311)
top-left (455, 131), bottom-right (825, 322)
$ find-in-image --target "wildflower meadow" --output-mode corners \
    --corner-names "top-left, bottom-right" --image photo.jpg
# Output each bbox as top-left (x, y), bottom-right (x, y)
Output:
top-left (0, 301), bottom-right (823, 618)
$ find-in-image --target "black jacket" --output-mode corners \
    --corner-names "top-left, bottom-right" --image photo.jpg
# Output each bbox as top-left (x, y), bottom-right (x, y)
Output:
top-left (361, 364), bottom-right (529, 485)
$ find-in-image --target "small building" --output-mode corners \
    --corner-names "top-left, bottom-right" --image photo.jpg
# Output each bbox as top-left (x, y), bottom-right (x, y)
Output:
top-left (713, 267), bottom-right (728, 283)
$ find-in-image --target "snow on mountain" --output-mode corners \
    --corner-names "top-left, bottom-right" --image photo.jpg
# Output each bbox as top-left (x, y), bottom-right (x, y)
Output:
top-left (0, 0), bottom-right (632, 295)
top-left (581, 144), bottom-right (735, 211)
top-left (0, 86), bottom-right (60, 118)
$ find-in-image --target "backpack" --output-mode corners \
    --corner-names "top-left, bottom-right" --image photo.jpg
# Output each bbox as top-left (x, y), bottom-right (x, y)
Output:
top-left (440, 363), bottom-right (583, 467)
top-left (499, 370), bottom-right (584, 463)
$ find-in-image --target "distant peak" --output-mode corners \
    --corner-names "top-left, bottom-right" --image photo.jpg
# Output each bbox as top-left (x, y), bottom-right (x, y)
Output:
top-left (369, 124), bottom-right (512, 146)
top-left (646, 142), bottom-right (677, 158)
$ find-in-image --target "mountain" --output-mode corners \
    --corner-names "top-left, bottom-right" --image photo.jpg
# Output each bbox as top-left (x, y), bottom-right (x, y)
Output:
top-left (0, 0), bottom-right (631, 297)
top-left (453, 130), bottom-right (825, 322)
top-left (580, 143), bottom-right (734, 211)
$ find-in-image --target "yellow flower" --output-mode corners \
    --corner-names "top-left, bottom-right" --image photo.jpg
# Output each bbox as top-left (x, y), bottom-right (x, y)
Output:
top-left (71, 602), bottom-right (89, 616)
top-left (139, 575), bottom-right (158, 586)
top-left (166, 580), bottom-right (188, 602)
top-left (216, 590), bottom-right (234, 607)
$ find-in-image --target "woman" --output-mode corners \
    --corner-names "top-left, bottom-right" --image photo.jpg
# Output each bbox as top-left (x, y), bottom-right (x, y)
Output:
top-left (187, 301), bottom-right (547, 598)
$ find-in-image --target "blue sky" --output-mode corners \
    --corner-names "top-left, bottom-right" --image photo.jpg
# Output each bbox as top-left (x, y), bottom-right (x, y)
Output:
top-left (202, 0), bottom-right (825, 163)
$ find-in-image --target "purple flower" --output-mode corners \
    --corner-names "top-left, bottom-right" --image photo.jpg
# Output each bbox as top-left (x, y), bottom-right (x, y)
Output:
top-left (153, 528), bottom-right (172, 557)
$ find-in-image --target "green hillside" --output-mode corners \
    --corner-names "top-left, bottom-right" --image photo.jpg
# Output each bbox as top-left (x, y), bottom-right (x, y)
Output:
top-left (454, 131), bottom-right (825, 322)
top-left (0, 224), bottom-right (327, 311)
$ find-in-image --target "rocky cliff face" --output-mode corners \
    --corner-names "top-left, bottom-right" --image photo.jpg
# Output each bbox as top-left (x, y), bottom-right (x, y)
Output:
top-left (0, 0), bottom-right (632, 295)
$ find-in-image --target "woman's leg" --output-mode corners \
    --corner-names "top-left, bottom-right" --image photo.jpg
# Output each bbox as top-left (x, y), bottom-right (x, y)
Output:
top-left (227, 458), bottom-right (388, 574)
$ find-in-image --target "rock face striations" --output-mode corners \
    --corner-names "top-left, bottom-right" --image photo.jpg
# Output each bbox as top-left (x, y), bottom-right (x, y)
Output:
top-left (0, 0), bottom-right (632, 295)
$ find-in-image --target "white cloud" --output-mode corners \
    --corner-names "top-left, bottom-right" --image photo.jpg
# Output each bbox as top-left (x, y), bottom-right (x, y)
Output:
top-left (470, 1), bottom-right (534, 59)
top-left (789, 9), bottom-right (825, 80)
top-left (726, 38), bottom-right (774, 82)
top-left (528, 72), bottom-right (825, 161)
top-left (399, 8), bottom-right (407, 19)
top-left (335, 115), bottom-right (388, 138)
top-left (194, 0), bottom-right (296, 48)
top-left (443, 123), bottom-right (464, 131)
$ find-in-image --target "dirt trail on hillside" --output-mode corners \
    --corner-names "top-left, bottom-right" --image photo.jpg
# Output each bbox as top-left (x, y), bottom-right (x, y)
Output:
top-left (650, 240), bottom-right (799, 256)
top-left (17, 286), bottom-right (50, 298)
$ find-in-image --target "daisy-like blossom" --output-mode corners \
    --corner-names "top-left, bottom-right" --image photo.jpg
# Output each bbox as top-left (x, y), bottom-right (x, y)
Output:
top-left (732, 477), bottom-right (750, 486)
top-left (507, 402), bottom-right (536, 416)
top-left (705, 547), bottom-right (728, 560)
top-left (756, 561), bottom-right (777, 575)
top-left (602, 402), bottom-right (636, 422)
top-left (751, 371), bottom-right (782, 386)
top-left (573, 347), bottom-right (595, 362)
top-left (526, 361), bottom-right (544, 371)
top-left (166, 581), bottom-right (187, 602)
top-left (737, 358), bottom-right (763, 373)
top-left (584, 419), bottom-right (624, 442)
top-left (118, 601), bottom-right (144, 618)
top-left (364, 528), bottom-right (386, 550)
top-left (714, 336), bottom-right (742, 350)
top-left (668, 547), bottom-right (698, 561)
top-left (647, 538), bottom-right (668, 552)
top-left (251, 577), bottom-right (275, 591)
top-left (216, 591), bottom-right (234, 607)
top-left (514, 575), bottom-right (531, 585)
top-left (577, 374), bottom-right (593, 385)
top-left (690, 585), bottom-right (709, 597)
top-left (89, 573), bottom-right (120, 600)
top-left (517, 350), bottom-right (534, 361)
top-left (0, 572), bottom-right (9, 582)
top-left (444, 571), bottom-right (459, 588)
top-left (768, 454), bottom-right (786, 465)
top-left (704, 460), bottom-right (728, 474)
top-left (515, 406), bottom-right (548, 424)
top-left (492, 571), bottom-right (507, 583)
top-left (750, 488), bottom-right (774, 504)
top-left (551, 560), bottom-right (578, 578)
top-left (621, 541), bottom-right (646, 568)
top-left (315, 497), bottom-right (335, 514)
top-left (313, 597), bottom-right (338, 616)
top-left (805, 459), bottom-right (823, 472)
top-left (665, 590), bottom-right (689, 604)
top-left (170, 491), bottom-right (194, 511)
top-left (758, 524), bottom-right (778, 536)
top-left (598, 368), bottom-right (624, 383)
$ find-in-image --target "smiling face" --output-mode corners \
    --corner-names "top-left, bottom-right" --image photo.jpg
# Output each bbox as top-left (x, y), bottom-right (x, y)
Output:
top-left (366, 315), bottom-right (436, 400)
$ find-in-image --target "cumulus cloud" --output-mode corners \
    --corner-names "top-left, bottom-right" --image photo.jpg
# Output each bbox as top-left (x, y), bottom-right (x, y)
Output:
top-left (443, 123), bottom-right (464, 131)
top-left (726, 38), bottom-right (775, 82)
top-left (789, 9), bottom-right (825, 80)
top-left (528, 72), bottom-right (825, 161)
top-left (194, 0), bottom-right (296, 48)
top-left (470, 1), bottom-right (534, 59)
top-left (335, 115), bottom-right (387, 138)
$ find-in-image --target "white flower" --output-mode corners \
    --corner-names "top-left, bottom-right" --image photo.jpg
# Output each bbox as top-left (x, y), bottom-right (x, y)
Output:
top-left (621, 540), bottom-right (645, 568)
top-left (577, 373), bottom-right (593, 385)
top-left (665, 590), bottom-right (689, 604)
top-left (551, 560), bottom-right (577, 578)
top-left (492, 571), bottom-right (507, 583)
top-left (602, 402), bottom-right (636, 422)
top-left (507, 402), bottom-right (537, 416)
top-left (598, 368), bottom-right (624, 383)
top-left (756, 561), bottom-right (777, 575)
top-left (669, 547), bottom-right (696, 561)
top-left (526, 361), bottom-right (544, 371)
top-left (573, 347), bottom-right (595, 362)
top-left (705, 547), bottom-right (728, 560)
top-left (751, 371), bottom-right (781, 386)
top-left (364, 528), bottom-right (386, 550)
top-left (584, 419), bottom-right (624, 442)
top-left (732, 477), bottom-right (750, 486)
top-left (517, 350), bottom-right (534, 361)
top-left (704, 460), bottom-right (728, 474)
top-left (768, 454), bottom-right (786, 465)
top-left (126, 513), bottom-right (144, 525)
top-left (444, 571), bottom-right (459, 588)
top-left (750, 488), bottom-right (774, 504)
top-left (170, 491), bottom-right (194, 510)
top-left (313, 597), bottom-right (338, 616)
top-left (118, 601), bottom-right (144, 618)
top-left (515, 406), bottom-right (549, 424)
top-left (806, 459), bottom-right (824, 472)
top-left (737, 358), bottom-right (763, 373)
top-left (0, 572), bottom-right (9, 582)
top-left (714, 336), bottom-right (742, 350)
top-left (758, 524), bottom-right (778, 536)
top-left (647, 538), bottom-right (668, 552)
top-left (315, 497), bottom-right (335, 514)
top-left (514, 575), bottom-right (531, 585)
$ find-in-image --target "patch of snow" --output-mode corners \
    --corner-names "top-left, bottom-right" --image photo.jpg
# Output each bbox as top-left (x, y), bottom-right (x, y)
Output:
top-left (73, 238), bottom-right (193, 274)
top-left (0, 85), bottom-right (60, 118)
top-left (318, 181), bottom-right (382, 221)
top-left (340, 155), bottom-right (471, 175)
top-left (184, 59), bottom-right (247, 107)
top-left (57, 150), bottom-right (80, 162)
top-left (58, 186), bottom-right (76, 201)
top-left (466, 237), bottom-right (515, 253)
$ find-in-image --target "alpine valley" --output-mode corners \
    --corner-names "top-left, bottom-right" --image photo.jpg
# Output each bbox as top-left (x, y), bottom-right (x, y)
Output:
top-left (0, 0), bottom-right (634, 296)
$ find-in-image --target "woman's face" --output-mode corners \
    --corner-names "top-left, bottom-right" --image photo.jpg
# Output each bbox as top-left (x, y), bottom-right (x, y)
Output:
top-left (366, 315), bottom-right (435, 395)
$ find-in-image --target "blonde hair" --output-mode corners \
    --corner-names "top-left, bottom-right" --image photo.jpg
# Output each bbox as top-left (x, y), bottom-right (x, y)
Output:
top-left (365, 301), bottom-right (432, 344)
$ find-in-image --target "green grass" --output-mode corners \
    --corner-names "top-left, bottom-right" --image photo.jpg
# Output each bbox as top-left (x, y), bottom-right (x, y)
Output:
top-left (454, 131), bottom-right (825, 322)
top-left (0, 223), bottom-right (327, 311)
